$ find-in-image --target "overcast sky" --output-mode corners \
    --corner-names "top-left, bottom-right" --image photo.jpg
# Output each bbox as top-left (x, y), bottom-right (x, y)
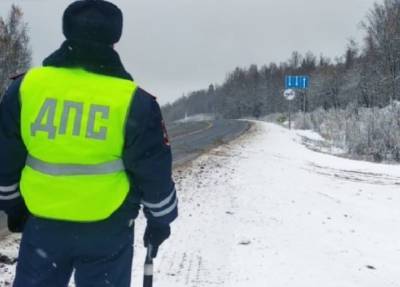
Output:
top-left (1, 0), bottom-right (377, 104)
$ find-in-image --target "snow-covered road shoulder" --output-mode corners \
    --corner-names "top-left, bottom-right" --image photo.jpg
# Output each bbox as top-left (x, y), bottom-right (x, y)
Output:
top-left (142, 122), bottom-right (400, 287)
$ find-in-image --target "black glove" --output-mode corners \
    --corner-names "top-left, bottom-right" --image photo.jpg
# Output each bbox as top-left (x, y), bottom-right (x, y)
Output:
top-left (143, 221), bottom-right (171, 258)
top-left (7, 203), bottom-right (29, 233)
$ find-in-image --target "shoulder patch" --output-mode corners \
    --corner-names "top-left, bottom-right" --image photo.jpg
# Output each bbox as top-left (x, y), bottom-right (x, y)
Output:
top-left (9, 72), bottom-right (26, 81)
top-left (138, 87), bottom-right (157, 100)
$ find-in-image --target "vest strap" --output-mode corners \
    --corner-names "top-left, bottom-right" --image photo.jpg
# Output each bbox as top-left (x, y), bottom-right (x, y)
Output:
top-left (26, 155), bottom-right (125, 176)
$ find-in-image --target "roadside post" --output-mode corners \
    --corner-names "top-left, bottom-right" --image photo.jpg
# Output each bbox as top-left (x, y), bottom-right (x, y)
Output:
top-left (283, 89), bottom-right (296, 129)
top-left (143, 245), bottom-right (154, 287)
top-left (284, 75), bottom-right (310, 129)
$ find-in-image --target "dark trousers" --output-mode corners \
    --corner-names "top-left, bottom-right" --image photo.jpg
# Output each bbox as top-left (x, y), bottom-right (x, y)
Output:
top-left (13, 199), bottom-right (139, 287)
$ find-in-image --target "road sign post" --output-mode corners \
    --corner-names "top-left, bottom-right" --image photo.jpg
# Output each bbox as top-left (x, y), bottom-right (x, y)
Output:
top-left (302, 90), bottom-right (307, 127)
top-left (283, 89), bottom-right (296, 129)
top-left (288, 100), bottom-right (292, 130)
top-left (283, 76), bottom-right (311, 130)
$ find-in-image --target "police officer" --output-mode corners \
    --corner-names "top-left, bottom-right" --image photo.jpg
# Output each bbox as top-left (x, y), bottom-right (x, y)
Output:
top-left (0, 1), bottom-right (178, 286)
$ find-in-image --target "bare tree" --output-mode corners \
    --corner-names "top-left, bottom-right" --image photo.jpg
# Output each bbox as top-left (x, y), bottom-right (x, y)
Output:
top-left (0, 5), bottom-right (31, 95)
top-left (362, 0), bottom-right (400, 103)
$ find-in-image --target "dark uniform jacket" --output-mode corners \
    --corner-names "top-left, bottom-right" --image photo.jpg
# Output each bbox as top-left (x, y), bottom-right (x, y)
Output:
top-left (0, 41), bottom-right (178, 232)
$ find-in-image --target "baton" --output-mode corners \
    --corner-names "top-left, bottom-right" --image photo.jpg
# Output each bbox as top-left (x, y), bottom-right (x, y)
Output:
top-left (143, 245), bottom-right (153, 287)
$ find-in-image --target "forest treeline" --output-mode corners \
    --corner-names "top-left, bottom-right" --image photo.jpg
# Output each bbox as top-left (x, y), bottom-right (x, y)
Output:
top-left (2, 2), bottom-right (400, 162)
top-left (162, 0), bottom-right (400, 123)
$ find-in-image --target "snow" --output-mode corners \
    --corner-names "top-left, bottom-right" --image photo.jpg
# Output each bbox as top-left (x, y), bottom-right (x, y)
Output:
top-left (2, 122), bottom-right (400, 286)
top-left (295, 129), bottom-right (325, 142)
top-left (141, 122), bottom-right (400, 286)
top-left (295, 128), bottom-right (346, 156)
top-left (175, 113), bottom-right (215, 123)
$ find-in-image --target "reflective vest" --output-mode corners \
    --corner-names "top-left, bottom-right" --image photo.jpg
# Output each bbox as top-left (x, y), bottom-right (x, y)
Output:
top-left (19, 67), bottom-right (137, 222)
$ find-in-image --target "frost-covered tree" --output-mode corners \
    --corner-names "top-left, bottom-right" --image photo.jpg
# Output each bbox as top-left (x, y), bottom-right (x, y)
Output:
top-left (345, 39), bottom-right (359, 70)
top-left (0, 5), bottom-right (31, 96)
top-left (362, 0), bottom-right (400, 103)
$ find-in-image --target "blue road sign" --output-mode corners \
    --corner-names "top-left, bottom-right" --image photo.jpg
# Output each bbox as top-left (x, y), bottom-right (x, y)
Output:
top-left (285, 75), bottom-right (310, 89)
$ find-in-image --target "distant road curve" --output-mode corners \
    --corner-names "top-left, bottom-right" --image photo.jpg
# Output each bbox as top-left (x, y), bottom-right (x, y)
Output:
top-left (168, 119), bottom-right (251, 165)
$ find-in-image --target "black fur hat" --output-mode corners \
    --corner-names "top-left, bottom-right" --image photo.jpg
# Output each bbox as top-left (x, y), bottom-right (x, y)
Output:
top-left (63, 0), bottom-right (123, 45)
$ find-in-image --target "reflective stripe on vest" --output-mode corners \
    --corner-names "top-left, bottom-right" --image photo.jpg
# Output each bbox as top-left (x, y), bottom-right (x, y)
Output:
top-left (20, 67), bottom-right (137, 222)
top-left (26, 155), bottom-right (125, 176)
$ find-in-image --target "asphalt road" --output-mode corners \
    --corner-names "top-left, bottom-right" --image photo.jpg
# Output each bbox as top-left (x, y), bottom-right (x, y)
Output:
top-left (0, 120), bottom-right (250, 235)
top-left (168, 120), bottom-right (250, 165)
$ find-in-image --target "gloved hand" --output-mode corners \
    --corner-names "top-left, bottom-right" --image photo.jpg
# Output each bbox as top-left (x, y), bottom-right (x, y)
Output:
top-left (6, 203), bottom-right (29, 233)
top-left (143, 221), bottom-right (171, 258)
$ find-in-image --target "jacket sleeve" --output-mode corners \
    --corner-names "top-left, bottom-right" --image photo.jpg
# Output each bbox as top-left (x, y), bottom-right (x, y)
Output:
top-left (0, 76), bottom-right (29, 231)
top-left (123, 88), bottom-right (178, 225)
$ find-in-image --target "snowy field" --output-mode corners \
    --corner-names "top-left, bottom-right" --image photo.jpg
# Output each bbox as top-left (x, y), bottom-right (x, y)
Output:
top-left (1, 121), bottom-right (400, 286)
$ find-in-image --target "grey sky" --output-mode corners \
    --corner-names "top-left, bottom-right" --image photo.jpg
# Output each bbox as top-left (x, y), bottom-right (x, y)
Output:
top-left (1, 0), bottom-right (376, 104)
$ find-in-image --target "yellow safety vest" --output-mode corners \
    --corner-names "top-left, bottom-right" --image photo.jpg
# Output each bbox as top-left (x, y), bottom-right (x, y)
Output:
top-left (19, 67), bottom-right (137, 222)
